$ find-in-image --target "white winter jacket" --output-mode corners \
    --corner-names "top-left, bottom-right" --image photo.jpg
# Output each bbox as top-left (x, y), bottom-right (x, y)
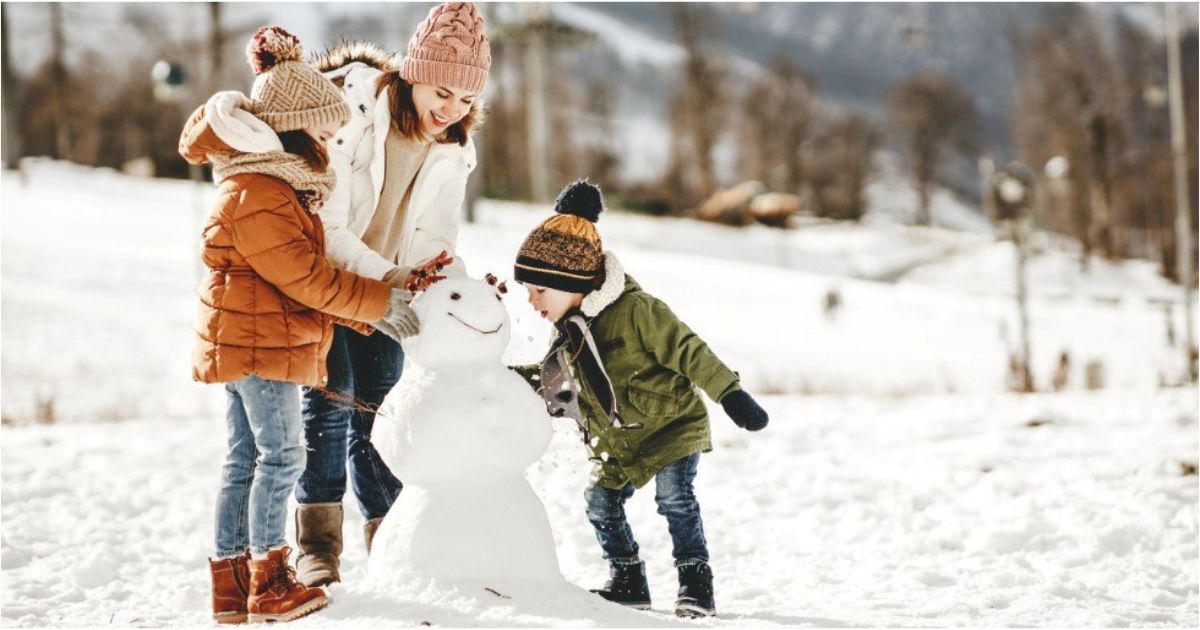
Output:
top-left (320, 60), bottom-right (475, 281)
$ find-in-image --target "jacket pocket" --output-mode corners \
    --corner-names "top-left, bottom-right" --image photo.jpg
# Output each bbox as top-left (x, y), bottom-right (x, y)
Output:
top-left (626, 385), bottom-right (679, 420)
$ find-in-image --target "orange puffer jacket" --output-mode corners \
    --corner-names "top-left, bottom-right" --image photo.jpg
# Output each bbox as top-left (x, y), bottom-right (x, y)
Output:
top-left (180, 106), bottom-right (391, 388)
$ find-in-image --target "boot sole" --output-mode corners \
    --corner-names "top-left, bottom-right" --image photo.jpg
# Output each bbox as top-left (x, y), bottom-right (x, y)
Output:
top-left (589, 589), bottom-right (652, 611)
top-left (213, 611), bottom-right (248, 624)
top-left (674, 602), bottom-right (716, 618)
top-left (247, 595), bottom-right (329, 623)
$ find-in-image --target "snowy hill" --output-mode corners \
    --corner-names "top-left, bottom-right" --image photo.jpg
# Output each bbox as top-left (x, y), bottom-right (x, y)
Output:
top-left (1, 161), bottom-right (1192, 424)
top-left (1, 163), bottom-right (1196, 626)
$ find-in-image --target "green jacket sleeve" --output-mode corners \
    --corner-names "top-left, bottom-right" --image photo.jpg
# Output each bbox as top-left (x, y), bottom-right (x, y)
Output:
top-left (630, 296), bottom-right (741, 402)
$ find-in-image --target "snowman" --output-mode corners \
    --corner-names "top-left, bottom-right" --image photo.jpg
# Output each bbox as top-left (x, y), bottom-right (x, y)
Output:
top-left (368, 275), bottom-right (561, 587)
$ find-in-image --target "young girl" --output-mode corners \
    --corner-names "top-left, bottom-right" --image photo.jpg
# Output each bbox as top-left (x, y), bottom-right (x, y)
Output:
top-left (179, 26), bottom-right (417, 624)
top-left (292, 1), bottom-right (490, 588)
top-left (513, 180), bottom-right (770, 619)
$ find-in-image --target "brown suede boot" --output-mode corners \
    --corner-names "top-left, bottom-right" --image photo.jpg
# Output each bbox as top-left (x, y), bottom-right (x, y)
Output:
top-left (209, 552), bottom-right (250, 624)
top-left (363, 517), bottom-right (384, 555)
top-left (295, 503), bottom-right (343, 587)
top-left (246, 546), bottom-right (329, 623)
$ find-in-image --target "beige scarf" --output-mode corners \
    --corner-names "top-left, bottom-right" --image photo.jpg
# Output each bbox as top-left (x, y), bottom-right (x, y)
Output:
top-left (210, 151), bottom-right (334, 212)
top-left (204, 91), bottom-right (335, 212)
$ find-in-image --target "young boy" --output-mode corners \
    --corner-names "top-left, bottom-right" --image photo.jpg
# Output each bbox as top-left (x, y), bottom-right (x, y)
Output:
top-left (513, 180), bottom-right (769, 618)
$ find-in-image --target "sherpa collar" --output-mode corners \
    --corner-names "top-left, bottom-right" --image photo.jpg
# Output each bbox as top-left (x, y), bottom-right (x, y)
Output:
top-left (204, 91), bottom-right (283, 154)
top-left (581, 251), bottom-right (625, 317)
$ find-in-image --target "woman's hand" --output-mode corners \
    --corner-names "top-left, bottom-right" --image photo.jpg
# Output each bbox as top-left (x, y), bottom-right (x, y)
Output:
top-left (383, 266), bottom-right (415, 290)
top-left (403, 250), bottom-right (454, 293)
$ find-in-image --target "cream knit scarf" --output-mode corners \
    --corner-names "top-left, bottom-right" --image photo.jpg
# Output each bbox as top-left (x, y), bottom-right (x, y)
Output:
top-left (204, 91), bottom-right (335, 212)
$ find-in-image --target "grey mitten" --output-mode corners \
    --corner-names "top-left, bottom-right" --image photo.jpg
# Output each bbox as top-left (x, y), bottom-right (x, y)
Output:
top-left (372, 289), bottom-right (420, 341)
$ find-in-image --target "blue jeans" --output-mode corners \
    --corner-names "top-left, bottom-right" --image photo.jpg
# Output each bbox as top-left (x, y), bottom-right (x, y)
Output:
top-left (215, 375), bottom-right (307, 557)
top-left (296, 326), bottom-right (404, 521)
top-left (584, 452), bottom-right (709, 568)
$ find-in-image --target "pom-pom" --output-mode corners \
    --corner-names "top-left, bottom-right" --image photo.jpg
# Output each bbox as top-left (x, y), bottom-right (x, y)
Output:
top-left (246, 26), bottom-right (303, 75)
top-left (553, 179), bottom-right (604, 223)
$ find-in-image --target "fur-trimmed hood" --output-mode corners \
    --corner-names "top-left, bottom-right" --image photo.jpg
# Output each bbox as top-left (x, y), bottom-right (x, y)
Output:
top-left (309, 40), bottom-right (397, 76)
top-left (581, 251), bottom-right (626, 317)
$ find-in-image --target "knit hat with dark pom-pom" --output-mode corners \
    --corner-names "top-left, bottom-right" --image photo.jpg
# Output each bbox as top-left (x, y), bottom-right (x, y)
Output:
top-left (245, 26), bottom-right (349, 132)
top-left (514, 179), bottom-right (607, 293)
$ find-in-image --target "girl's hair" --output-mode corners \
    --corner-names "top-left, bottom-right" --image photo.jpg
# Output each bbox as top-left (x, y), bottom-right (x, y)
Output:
top-left (277, 130), bottom-right (330, 172)
top-left (375, 70), bottom-right (484, 146)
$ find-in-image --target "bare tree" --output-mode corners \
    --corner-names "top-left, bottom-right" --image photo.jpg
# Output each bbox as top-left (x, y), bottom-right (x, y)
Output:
top-left (49, 3), bottom-right (71, 161)
top-left (1012, 5), bottom-right (1129, 262)
top-left (478, 35), bottom-right (530, 199)
top-left (664, 4), bottom-right (728, 210)
top-left (887, 71), bottom-right (977, 226)
top-left (1, 4), bottom-right (20, 169)
top-left (739, 54), bottom-right (818, 194)
top-left (577, 79), bottom-right (620, 193)
top-left (808, 112), bottom-right (879, 221)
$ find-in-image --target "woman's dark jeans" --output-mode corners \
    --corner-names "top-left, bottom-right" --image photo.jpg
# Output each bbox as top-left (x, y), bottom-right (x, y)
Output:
top-left (296, 325), bottom-right (404, 521)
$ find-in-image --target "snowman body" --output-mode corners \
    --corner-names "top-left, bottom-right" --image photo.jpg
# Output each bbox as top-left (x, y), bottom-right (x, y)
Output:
top-left (369, 277), bottom-right (560, 584)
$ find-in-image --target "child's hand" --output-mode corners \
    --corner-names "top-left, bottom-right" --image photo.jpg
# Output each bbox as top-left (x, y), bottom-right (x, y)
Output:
top-left (404, 251), bottom-right (454, 293)
top-left (720, 390), bottom-right (769, 432)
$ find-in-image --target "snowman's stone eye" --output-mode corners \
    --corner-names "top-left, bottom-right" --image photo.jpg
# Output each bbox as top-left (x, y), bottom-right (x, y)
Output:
top-left (495, 294), bottom-right (502, 301)
top-left (450, 292), bottom-right (461, 300)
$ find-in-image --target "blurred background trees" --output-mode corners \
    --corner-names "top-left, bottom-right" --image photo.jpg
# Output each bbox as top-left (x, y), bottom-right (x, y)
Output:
top-left (1, 2), bottom-right (1195, 281)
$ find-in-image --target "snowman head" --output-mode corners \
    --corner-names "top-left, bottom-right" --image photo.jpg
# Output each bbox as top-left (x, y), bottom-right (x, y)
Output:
top-left (403, 276), bottom-right (511, 368)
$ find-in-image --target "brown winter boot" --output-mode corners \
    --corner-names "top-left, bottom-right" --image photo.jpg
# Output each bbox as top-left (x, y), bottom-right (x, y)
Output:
top-left (295, 503), bottom-right (343, 587)
top-left (209, 552), bottom-right (250, 624)
top-left (363, 517), bottom-right (384, 555)
top-left (246, 546), bottom-right (329, 623)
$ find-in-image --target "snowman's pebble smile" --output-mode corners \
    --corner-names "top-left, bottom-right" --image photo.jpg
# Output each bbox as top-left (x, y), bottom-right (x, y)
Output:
top-left (448, 312), bottom-right (503, 335)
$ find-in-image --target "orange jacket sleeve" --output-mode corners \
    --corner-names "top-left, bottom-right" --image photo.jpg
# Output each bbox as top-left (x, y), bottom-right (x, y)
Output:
top-left (178, 105), bottom-right (231, 165)
top-left (227, 185), bottom-right (392, 323)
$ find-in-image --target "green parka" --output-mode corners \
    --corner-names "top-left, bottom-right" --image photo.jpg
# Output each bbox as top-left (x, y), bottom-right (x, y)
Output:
top-left (518, 252), bottom-right (741, 489)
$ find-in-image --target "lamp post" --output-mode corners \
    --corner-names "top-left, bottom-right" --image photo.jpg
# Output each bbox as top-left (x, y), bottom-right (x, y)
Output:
top-left (1164, 3), bottom-right (1197, 382)
top-left (152, 59), bottom-right (207, 287)
top-left (991, 162), bottom-right (1037, 392)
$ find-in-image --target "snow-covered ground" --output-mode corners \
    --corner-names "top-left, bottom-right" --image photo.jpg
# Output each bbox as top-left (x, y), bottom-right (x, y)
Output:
top-left (2, 162), bottom-right (1197, 626)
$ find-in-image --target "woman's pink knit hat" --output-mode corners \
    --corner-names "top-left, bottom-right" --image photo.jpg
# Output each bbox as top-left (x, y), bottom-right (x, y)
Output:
top-left (400, 2), bottom-right (491, 94)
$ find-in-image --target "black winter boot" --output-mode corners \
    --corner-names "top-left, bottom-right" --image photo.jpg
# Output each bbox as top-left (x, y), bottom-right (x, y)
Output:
top-left (590, 560), bottom-right (651, 610)
top-left (674, 561), bottom-right (715, 618)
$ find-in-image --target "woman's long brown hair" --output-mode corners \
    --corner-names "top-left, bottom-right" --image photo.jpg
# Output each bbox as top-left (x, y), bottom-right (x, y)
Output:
top-left (277, 130), bottom-right (330, 172)
top-left (375, 70), bottom-right (484, 146)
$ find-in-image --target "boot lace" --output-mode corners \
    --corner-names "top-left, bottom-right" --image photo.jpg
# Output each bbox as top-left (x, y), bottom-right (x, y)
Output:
top-left (267, 563), bottom-right (300, 595)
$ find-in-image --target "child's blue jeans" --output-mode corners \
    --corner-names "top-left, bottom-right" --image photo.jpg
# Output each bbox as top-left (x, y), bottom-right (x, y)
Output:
top-left (214, 375), bottom-right (306, 558)
top-left (583, 452), bottom-right (709, 568)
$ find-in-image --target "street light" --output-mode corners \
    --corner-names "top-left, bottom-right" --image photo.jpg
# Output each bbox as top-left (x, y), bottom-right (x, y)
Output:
top-left (1043, 155), bottom-right (1069, 181)
top-left (151, 59), bottom-right (206, 288)
top-left (990, 162), bottom-right (1037, 392)
top-left (151, 60), bottom-right (186, 103)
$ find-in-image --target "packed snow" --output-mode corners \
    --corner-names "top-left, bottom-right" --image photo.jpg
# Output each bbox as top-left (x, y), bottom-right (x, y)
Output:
top-left (1, 161), bottom-right (1197, 627)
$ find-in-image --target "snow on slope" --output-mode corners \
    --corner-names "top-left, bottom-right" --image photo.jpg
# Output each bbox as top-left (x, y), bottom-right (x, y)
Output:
top-left (1, 163), bottom-right (1193, 425)
top-left (1, 162), bottom-right (1196, 626)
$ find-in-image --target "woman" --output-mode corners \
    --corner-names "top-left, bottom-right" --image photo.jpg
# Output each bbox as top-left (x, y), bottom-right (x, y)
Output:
top-left (180, 26), bottom-right (418, 623)
top-left (293, 1), bottom-right (491, 588)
